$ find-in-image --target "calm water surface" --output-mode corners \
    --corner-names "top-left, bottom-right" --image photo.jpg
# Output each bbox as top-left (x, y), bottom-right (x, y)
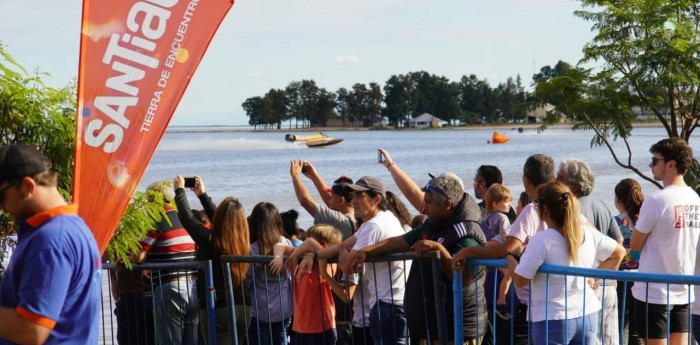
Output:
top-left (138, 127), bottom-right (696, 228)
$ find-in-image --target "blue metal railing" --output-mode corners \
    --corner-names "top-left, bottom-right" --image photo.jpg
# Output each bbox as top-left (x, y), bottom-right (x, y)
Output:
top-left (101, 261), bottom-right (217, 345)
top-left (454, 258), bottom-right (700, 345)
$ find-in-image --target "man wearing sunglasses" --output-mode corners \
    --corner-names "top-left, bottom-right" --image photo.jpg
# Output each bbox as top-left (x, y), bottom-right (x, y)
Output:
top-left (629, 138), bottom-right (700, 345)
top-left (348, 172), bottom-right (486, 345)
top-left (0, 144), bottom-right (101, 345)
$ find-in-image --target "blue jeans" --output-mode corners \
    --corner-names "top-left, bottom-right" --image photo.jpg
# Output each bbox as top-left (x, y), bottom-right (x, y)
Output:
top-left (248, 316), bottom-right (292, 345)
top-left (532, 313), bottom-right (599, 345)
top-left (369, 301), bottom-right (407, 345)
top-left (153, 278), bottom-right (199, 345)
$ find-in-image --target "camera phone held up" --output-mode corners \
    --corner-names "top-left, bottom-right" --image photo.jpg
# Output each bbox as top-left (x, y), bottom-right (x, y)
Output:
top-left (184, 177), bottom-right (196, 188)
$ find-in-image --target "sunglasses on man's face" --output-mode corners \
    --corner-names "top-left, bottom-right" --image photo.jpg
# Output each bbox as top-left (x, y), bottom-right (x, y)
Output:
top-left (651, 157), bottom-right (666, 166)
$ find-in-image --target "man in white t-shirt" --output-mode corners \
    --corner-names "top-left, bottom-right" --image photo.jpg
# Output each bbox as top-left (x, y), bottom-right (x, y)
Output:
top-left (343, 176), bottom-right (410, 345)
top-left (630, 138), bottom-right (700, 345)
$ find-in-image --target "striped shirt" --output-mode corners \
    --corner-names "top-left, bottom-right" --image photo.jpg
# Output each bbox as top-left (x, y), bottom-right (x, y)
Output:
top-left (140, 207), bottom-right (197, 281)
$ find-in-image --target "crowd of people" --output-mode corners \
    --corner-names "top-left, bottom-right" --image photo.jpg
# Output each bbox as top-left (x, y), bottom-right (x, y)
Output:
top-left (1, 138), bottom-right (700, 345)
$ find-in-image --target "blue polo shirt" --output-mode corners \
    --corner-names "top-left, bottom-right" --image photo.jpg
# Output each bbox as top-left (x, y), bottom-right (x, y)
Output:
top-left (0, 204), bottom-right (101, 344)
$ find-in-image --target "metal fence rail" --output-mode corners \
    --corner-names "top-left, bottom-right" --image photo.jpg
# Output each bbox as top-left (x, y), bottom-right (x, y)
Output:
top-left (101, 261), bottom-right (216, 345)
top-left (454, 258), bottom-right (700, 345)
top-left (220, 252), bottom-right (446, 345)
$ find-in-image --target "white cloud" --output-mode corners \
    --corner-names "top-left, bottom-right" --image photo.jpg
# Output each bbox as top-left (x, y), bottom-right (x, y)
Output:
top-left (331, 55), bottom-right (360, 64)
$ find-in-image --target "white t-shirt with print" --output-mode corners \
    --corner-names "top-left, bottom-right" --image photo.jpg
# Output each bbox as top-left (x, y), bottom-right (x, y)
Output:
top-left (352, 210), bottom-right (410, 308)
top-left (515, 225), bottom-right (618, 322)
top-left (632, 185), bottom-right (700, 305)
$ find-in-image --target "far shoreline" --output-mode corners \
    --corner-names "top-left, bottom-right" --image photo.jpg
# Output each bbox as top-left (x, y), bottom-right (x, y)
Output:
top-left (167, 121), bottom-right (663, 134)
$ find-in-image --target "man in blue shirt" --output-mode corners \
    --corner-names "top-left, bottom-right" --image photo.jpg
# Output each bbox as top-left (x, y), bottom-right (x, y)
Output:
top-left (0, 144), bottom-right (101, 344)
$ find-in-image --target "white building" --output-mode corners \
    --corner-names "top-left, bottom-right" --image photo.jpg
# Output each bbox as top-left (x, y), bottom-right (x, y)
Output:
top-left (409, 113), bottom-right (446, 128)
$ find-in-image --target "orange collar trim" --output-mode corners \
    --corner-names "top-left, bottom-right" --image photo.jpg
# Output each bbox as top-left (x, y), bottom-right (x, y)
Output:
top-left (26, 204), bottom-right (79, 228)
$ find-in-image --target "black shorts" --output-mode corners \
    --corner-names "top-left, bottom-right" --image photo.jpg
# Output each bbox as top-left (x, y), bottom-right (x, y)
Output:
top-left (633, 298), bottom-right (689, 339)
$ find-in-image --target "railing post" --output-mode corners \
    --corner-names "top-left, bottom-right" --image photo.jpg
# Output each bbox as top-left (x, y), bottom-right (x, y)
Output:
top-left (453, 270), bottom-right (463, 345)
top-left (203, 260), bottom-right (217, 345)
top-left (222, 260), bottom-right (239, 345)
top-left (429, 251), bottom-right (448, 345)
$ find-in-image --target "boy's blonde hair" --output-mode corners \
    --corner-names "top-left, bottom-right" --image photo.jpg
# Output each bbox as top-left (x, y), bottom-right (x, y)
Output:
top-left (485, 183), bottom-right (512, 212)
top-left (306, 224), bottom-right (342, 246)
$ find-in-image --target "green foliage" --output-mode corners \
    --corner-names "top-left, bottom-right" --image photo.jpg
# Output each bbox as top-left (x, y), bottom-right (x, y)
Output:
top-left (243, 70), bottom-right (532, 128)
top-left (0, 44), bottom-right (170, 265)
top-left (0, 44), bottom-right (76, 199)
top-left (104, 187), bottom-right (169, 268)
top-left (533, 0), bottom-right (700, 189)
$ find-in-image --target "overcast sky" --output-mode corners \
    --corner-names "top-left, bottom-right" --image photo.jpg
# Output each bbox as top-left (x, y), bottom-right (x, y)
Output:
top-left (0, 0), bottom-right (595, 126)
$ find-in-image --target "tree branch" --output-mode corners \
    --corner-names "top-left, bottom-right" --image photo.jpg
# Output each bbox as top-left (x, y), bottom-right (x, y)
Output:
top-left (581, 113), bottom-right (663, 189)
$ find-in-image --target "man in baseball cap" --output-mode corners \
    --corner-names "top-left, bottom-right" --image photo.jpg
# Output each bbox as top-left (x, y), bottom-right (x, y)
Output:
top-left (290, 160), bottom-right (355, 240)
top-left (0, 143), bottom-right (101, 344)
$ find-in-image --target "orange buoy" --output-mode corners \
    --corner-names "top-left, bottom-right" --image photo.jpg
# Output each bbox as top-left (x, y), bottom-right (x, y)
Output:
top-left (491, 131), bottom-right (510, 144)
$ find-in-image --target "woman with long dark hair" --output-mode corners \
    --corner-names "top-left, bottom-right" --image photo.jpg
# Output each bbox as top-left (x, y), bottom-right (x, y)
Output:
top-left (247, 202), bottom-right (294, 345)
top-left (507, 182), bottom-right (625, 345)
top-left (173, 175), bottom-right (251, 345)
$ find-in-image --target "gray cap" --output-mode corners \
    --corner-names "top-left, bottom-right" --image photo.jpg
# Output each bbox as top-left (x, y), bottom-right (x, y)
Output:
top-left (344, 176), bottom-right (385, 198)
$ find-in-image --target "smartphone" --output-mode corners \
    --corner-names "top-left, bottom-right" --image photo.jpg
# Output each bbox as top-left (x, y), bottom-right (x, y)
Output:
top-left (378, 151), bottom-right (385, 163)
top-left (301, 163), bottom-right (308, 174)
top-left (184, 177), bottom-right (196, 188)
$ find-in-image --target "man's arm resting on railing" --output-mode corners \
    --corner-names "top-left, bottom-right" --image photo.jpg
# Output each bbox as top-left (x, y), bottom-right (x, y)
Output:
top-left (0, 307), bottom-right (52, 345)
top-left (344, 236), bottom-right (410, 275)
top-left (451, 238), bottom-right (513, 271)
top-left (411, 239), bottom-right (455, 280)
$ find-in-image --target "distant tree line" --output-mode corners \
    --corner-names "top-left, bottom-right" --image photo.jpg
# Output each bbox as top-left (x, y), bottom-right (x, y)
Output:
top-left (242, 71), bottom-right (531, 129)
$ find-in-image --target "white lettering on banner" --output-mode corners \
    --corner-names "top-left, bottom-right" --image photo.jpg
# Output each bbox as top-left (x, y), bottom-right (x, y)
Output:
top-left (141, 0), bottom-right (199, 133)
top-left (84, 0), bottom-right (179, 152)
top-left (142, 91), bottom-right (162, 132)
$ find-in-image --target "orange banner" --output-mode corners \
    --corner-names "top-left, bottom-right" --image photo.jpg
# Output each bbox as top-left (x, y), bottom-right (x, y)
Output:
top-left (75, 0), bottom-right (234, 253)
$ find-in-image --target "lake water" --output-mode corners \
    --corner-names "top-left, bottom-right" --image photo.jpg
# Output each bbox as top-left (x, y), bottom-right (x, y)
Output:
top-left (138, 126), bottom-right (696, 228)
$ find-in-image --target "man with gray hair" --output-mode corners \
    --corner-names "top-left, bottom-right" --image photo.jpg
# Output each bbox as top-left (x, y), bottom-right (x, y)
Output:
top-left (350, 172), bottom-right (487, 345)
top-left (556, 159), bottom-right (622, 242)
top-left (556, 159), bottom-right (622, 345)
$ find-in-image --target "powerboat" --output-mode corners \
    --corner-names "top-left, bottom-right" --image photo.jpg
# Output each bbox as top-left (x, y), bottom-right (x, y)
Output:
top-left (285, 132), bottom-right (343, 148)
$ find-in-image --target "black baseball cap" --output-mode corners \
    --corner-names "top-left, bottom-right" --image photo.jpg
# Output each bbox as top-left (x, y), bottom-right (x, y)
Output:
top-left (0, 144), bottom-right (49, 184)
